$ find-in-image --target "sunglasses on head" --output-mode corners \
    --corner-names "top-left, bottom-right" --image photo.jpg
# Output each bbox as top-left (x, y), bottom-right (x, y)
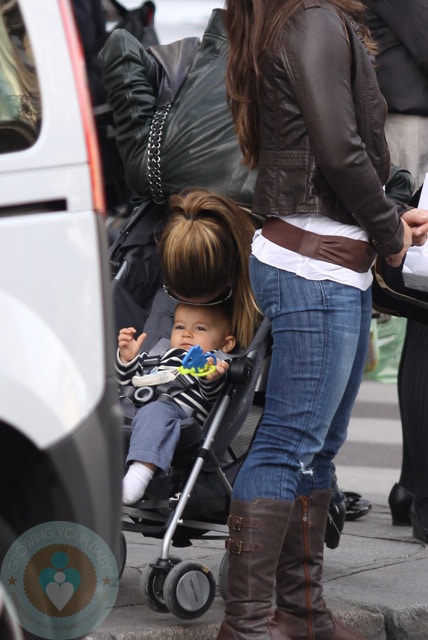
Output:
top-left (162, 284), bottom-right (233, 306)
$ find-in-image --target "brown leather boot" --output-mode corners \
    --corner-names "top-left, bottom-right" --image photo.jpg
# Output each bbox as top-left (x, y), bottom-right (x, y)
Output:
top-left (274, 490), bottom-right (367, 640)
top-left (217, 498), bottom-right (294, 640)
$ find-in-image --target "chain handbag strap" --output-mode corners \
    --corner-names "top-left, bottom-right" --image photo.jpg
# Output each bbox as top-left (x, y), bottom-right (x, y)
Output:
top-left (147, 103), bottom-right (172, 204)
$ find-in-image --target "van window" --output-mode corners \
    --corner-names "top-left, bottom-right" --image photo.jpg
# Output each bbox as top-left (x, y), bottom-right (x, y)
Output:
top-left (0, 1), bottom-right (41, 152)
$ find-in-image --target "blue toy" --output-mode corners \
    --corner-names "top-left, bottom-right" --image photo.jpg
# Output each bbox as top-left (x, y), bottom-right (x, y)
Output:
top-left (178, 345), bottom-right (217, 377)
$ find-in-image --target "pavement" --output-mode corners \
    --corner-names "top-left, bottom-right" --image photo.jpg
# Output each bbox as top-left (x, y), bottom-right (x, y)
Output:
top-left (87, 380), bottom-right (428, 640)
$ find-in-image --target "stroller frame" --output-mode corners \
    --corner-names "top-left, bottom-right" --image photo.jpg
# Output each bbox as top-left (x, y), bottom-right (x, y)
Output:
top-left (118, 309), bottom-right (271, 619)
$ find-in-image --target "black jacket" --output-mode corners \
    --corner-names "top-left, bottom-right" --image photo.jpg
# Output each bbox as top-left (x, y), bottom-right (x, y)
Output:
top-left (364, 0), bottom-right (428, 115)
top-left (253, 0), bottom-right (405, 257)
top-left (99, 10), bottom-right (256, 208)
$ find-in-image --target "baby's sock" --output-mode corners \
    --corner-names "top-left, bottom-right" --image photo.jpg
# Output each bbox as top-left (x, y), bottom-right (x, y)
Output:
top-left (122, 462), bottom-right (155, 505)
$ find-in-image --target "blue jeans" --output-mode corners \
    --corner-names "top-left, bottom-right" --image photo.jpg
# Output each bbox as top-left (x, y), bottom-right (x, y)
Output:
top-left (126, 398), bottom-right (186, 473)
top-left (232, 256), bottom-right (372, 501)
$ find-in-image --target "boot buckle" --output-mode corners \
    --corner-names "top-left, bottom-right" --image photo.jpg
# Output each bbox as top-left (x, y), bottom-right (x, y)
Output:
top-left (225, 538), bottom-right (243, 554)
top-left (227, 515), bottom-right (243, 531)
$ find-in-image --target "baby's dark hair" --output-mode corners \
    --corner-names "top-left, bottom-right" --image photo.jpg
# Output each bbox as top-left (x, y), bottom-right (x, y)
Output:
top-left (175, 299), bottom-right (234, 328)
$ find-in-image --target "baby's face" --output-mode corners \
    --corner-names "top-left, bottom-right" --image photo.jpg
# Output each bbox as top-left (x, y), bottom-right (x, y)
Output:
top-left (170, 305), bottom-right (231, 353)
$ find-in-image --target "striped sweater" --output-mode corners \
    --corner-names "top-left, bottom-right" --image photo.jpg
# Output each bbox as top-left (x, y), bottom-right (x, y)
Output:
top-left (115, 347), bottom-right (227, 425)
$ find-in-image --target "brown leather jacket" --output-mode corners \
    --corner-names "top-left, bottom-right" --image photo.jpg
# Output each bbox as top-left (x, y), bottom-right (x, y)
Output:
top-left (253, 0), bottom-right (406, 257)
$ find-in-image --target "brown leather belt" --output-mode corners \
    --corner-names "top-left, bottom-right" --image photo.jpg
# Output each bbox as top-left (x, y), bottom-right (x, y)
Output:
top-left (261, 217), bottom-right (376, 273)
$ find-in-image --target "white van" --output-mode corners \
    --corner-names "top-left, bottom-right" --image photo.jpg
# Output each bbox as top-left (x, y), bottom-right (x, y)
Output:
top-left (0, 1), bottom-right (122, 637)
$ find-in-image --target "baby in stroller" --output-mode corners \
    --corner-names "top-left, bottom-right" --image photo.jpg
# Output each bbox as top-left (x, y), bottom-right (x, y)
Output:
top-left (117, 299), bottom-right (236, 505)
top-left (114, 188), bottom-right (262, 506)
top-left (111, 189), bottom-right (269, 618)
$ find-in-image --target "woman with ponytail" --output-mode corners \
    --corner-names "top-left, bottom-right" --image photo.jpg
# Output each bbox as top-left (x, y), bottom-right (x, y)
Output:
top-left (159, 188), bottom-right (261, 351)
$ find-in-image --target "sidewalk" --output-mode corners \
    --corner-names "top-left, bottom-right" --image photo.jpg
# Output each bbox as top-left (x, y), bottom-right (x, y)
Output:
top-left (88, 380), bottom-right (428, 640)
top-left (88, 499), bottom-right (428, 640)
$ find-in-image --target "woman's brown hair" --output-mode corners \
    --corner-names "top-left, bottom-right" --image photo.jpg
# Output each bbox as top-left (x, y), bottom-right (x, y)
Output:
top-left (225, 0), bottom-right (375, 169)
top-left (158, 188), bottom-right (261, 349)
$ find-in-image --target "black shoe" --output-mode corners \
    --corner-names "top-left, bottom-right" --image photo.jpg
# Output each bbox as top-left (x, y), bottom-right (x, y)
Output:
top-left (344, 491), bottom-right (372, 521)
top-left (410, 501), bottom-right (428, 543)
top-left (388, 483), bottom-right (413, 526)
top-left (325, 500), bottom-right (346, 549)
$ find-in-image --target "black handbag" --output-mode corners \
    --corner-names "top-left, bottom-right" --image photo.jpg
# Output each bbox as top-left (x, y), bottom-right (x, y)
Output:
top-left (371, 168), bottom-right (428, 324)
top-left (109, 198), bottom-right (168, 336)
top-left (371, 257), bottom-right (428, 323)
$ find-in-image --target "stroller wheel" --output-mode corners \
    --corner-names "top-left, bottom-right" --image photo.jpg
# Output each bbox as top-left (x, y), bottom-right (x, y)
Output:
top-left (163, 560), bottom-right (216, 619)
top-left (218, 551), bottom-right (229, 601)
top-left (140, 557), bottom-right (181, 613)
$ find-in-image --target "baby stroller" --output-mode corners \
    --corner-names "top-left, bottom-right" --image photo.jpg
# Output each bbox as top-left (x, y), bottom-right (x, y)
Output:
top-left (106, 141), bottom-right (276, 610)
top-left (116, 283), bottom-right (272, 619)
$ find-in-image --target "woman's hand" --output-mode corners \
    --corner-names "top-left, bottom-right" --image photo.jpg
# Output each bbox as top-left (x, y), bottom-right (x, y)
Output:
top-left (118, 328), bottom-right (146, 363)
top-left (401, 208), bottom-right (428, 247)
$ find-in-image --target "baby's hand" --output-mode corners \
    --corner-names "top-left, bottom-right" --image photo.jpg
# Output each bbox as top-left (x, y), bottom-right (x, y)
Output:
top-left (118, 328), bottom-right (146, 363)
top-left (205, 359), bottom-right (229, 381)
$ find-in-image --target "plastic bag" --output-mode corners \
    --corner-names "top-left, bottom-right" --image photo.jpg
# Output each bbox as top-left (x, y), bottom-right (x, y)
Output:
top-left (364, 315), bottom-right (407, 384)
top-left (364, 318), bottom-right (379, 373)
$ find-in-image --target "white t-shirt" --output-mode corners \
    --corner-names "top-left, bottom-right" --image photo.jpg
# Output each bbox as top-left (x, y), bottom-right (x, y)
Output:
top-left (252, 214), bottom-right (373, 291)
